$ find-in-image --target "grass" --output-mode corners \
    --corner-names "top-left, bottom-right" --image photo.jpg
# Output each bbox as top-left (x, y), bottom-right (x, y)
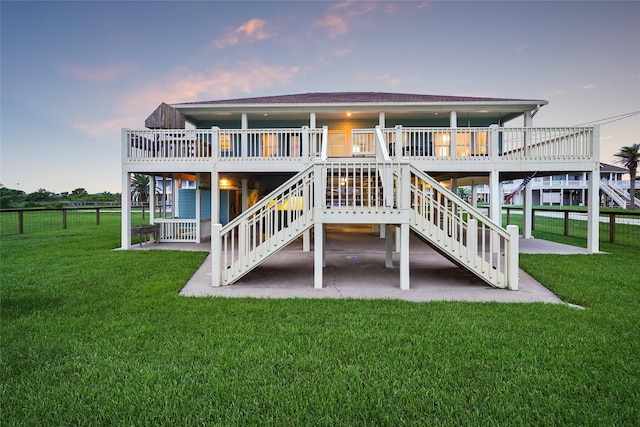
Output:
top-left (1, 222), bottom-right (639, 425)
top-left (504, 211), bottom-right (640, 247)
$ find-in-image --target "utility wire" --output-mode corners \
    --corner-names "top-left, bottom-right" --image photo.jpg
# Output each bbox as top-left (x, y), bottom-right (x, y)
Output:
top-left (574, 110), bottom-right (640, 126)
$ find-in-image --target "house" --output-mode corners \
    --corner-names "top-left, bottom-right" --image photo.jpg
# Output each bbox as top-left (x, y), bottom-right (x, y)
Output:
top-left (121, 92), bottom-right (601, 291)
top-left (482, 162), bottom-right (631, 207)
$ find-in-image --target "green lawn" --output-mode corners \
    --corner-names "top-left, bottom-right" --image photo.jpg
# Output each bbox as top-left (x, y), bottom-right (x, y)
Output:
top-left (1, 222), bottom-right (639, 425)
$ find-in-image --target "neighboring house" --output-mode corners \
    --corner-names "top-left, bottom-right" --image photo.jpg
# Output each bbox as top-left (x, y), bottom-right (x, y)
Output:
top-left (121, 92), bottom-right (601, 291)
top-left (482, 162), bottom-right (630, 207)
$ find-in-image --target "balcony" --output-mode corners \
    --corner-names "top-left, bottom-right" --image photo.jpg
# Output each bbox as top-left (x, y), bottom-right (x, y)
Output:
top-left (123, 125), bottom-right (597, 172)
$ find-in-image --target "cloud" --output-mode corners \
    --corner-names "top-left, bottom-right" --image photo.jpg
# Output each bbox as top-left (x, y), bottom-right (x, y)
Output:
top-left (314, 15), bottom-right (348, 38)
top-left (314, 1), bottom-right (380, 38)
top-left (72, 61), bottom-right (302, 138)
top-left (581, 83), bottom-right (596, 89)
top-left (211, 18), bottom-right (276, 49)
top-left (61, 62), bottom-right (132, 81)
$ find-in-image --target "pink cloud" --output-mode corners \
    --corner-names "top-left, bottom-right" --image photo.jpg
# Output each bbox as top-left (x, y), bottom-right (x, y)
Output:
top-left (211, 18), bottom-right (276, 49)
top-left (314, 15), bottom-right (348, 38)
top-left (73, 61), bottom-right (300, 138)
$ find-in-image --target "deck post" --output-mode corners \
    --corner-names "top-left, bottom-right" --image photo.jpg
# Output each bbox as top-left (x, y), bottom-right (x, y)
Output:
top-left (506, 225), bottom-right (519, 290)
top-left (314, 222), bottom-right (324, 289)
top-left (587, 169), bottom-right (601, 253)
top-left (523, 179), bottom-right (533, 238)
top-left (195, 173), bottom-right (202, 243)
top-left (121, 169), bottom-right (131, 249)
top-left (449, 111), bottom-right (457, 157)
top-left (587, 125), bottom-right (600, 253)
top-left (385, 224), bottom-right (393, 268)
top-left (211, 224), bottom-right (222, 287)
top-left (395, 125), bottom-right (403, 160)
top-left (489, 170), bottom-right (501, 224)
top-left (399, 223), bottom-right (410, 290)
top-left (241, 113), bottom-right (248, 157)
top-left (302, 126), bottom-right (310, 160)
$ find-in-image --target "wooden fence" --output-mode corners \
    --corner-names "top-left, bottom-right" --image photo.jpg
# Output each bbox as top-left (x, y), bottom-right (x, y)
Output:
top-left (503, 207), bottom-right (640, 247)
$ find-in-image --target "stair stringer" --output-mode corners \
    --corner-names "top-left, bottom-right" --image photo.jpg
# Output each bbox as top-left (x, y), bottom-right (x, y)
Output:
top-left (219, 165), bottom-right (315, 286)
top-left (408, 167), bottom-right (517, 289)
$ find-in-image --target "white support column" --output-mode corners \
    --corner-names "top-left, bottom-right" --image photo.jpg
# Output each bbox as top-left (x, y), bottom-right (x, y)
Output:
top-left (211, 224), bottom-right (222, 287)
top-left (395, 125), bottom-right (403, 160)
top-left (241, 113), bottom-right (248, 157)
top-left (121, 169), bottom-right (131, 249)
top-left (309, 112), bottom-right (316, 129)
top-left (211, 170), bottom-right (219, 223)
top-left (378, 111), bottom-right (385, 128)
top-left (149, 176), bottom-right (156, 225)
top-left (506, 225), bottom-right (519, 290)
top-left (195, 173), bottom-right (202, 244)
top-left (241, 178), bottom-right (248, 212)
top-left (587, 125), bottom-right (600, 253)
top-left (173, 176), bottom-right (180, 218)
top-left (314, 222), bottom-right (324, 289)
top-left (385, 224), bottom-right (393, 268)
top-left (471, 183), bottom-right (479, 208)
top-left (523, 179), bottom-right (533, 238)
top-left (451, 178), bottom-right (458, 197)
top-left (399, 223), bottom-right (410, 290)
top-left (489, 170), bottom-right (501, 225)
top-left (449, 111), bottom-right (457, 157)
top-left (587, 168), bottom-right (600, 253)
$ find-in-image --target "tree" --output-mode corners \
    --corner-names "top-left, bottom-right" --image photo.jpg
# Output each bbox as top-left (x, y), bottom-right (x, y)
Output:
top-left (614, 143), bottom-right (639, 209)
top-left (70, 188), bottom-right (89, 199)
top-left (457, 186), bottom-right (470, 202)
top-left (131, 174), bottom-right (150, 204)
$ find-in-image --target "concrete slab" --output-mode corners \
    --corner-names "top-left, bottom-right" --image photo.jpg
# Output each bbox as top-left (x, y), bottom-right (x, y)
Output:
top-left (171, 224), bottom-right (582, 304)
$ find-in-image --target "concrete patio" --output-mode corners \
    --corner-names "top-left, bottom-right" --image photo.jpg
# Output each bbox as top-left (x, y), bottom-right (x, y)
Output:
top-left (131, 224), bottom-right (594, 304)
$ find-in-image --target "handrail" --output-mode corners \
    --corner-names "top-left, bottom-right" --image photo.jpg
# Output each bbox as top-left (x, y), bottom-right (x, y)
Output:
top-left (218, 165), bottom-right (315, 285)
top-left (408, 166), bottom-right (517, 289)
top-left (124, 126), bottom-right (596, 162)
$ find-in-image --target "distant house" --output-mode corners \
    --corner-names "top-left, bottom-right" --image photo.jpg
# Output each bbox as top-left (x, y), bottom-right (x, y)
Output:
top-left (121, 92), bottom-right (601, 291)
top-left (487, 162), bottom-right (631, 207)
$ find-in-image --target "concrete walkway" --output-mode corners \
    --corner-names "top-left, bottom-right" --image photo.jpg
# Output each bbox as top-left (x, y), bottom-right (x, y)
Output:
top-left (134, 224), bottom-right (594, 304)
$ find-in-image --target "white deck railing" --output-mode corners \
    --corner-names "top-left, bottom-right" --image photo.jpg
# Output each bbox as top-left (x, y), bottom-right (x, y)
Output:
top-left (500, 127), bottom-right (594, 160)
top-left (409, 166), bottom-right (518, 289)
top-left (217, 166), bottom-right (315, 285)
top-left (322, 161), bottom-right (400, 210)
top-left (124, 125), bottom-right (596, 163)
top-left (154, 218), bottom-right (211, 243)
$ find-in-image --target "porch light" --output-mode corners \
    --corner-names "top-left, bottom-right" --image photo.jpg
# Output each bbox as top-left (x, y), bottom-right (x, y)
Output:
top-left (346, 112), bottom-right (352, 117)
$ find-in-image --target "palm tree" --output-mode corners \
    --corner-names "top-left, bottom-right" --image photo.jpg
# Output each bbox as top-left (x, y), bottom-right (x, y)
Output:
top-left (131, 174), bottom-right (150, 204)
top-left (614, 143), bottom-right (639, 209)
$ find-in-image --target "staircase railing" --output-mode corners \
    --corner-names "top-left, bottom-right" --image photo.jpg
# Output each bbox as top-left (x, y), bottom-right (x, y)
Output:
top-left (609, 181), bottom-right (640, 207)
top-left (216, 165), bottom-right (315, 285)
top-left (600, 179), bottom-right (627, 208)
top-left (408, 166), bottom-right (519, 289)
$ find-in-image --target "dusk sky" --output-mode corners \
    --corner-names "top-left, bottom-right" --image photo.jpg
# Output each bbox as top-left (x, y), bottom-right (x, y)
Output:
top-left (1, 1), bottom-right (639, 194)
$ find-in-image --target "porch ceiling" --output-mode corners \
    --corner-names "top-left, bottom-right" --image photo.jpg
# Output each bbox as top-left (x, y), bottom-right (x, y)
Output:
top-left (174, 101), bottom-right (545, 126)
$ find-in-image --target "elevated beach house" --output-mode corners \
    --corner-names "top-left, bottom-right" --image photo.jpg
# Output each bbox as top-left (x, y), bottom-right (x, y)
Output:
top-left (121, 92), bottom-right (601, 290)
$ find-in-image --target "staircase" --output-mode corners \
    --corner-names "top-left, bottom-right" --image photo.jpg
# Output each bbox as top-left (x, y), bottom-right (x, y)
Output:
top-left (212, 161), bottom-right (518, 290)
top-left (600, 179), bottom-right (636, 208)
top-left (408, 167), bottom-right (518, 289)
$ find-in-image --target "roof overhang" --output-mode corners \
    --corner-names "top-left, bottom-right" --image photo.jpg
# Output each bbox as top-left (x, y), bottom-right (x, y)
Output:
top-left (170, 93), bottom-right (548, 125)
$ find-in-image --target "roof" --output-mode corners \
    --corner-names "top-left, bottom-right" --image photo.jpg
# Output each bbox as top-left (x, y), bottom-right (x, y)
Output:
top-left (170, 91), bottom-right (549, 125)
top-left (176, 92), bottom-right (547, 106)
top-left (600, 162), bottom-right (628, 173)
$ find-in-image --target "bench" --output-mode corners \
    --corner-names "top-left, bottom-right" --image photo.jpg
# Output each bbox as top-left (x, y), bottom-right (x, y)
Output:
top-left (131, 224), bottom-right (161, 247)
